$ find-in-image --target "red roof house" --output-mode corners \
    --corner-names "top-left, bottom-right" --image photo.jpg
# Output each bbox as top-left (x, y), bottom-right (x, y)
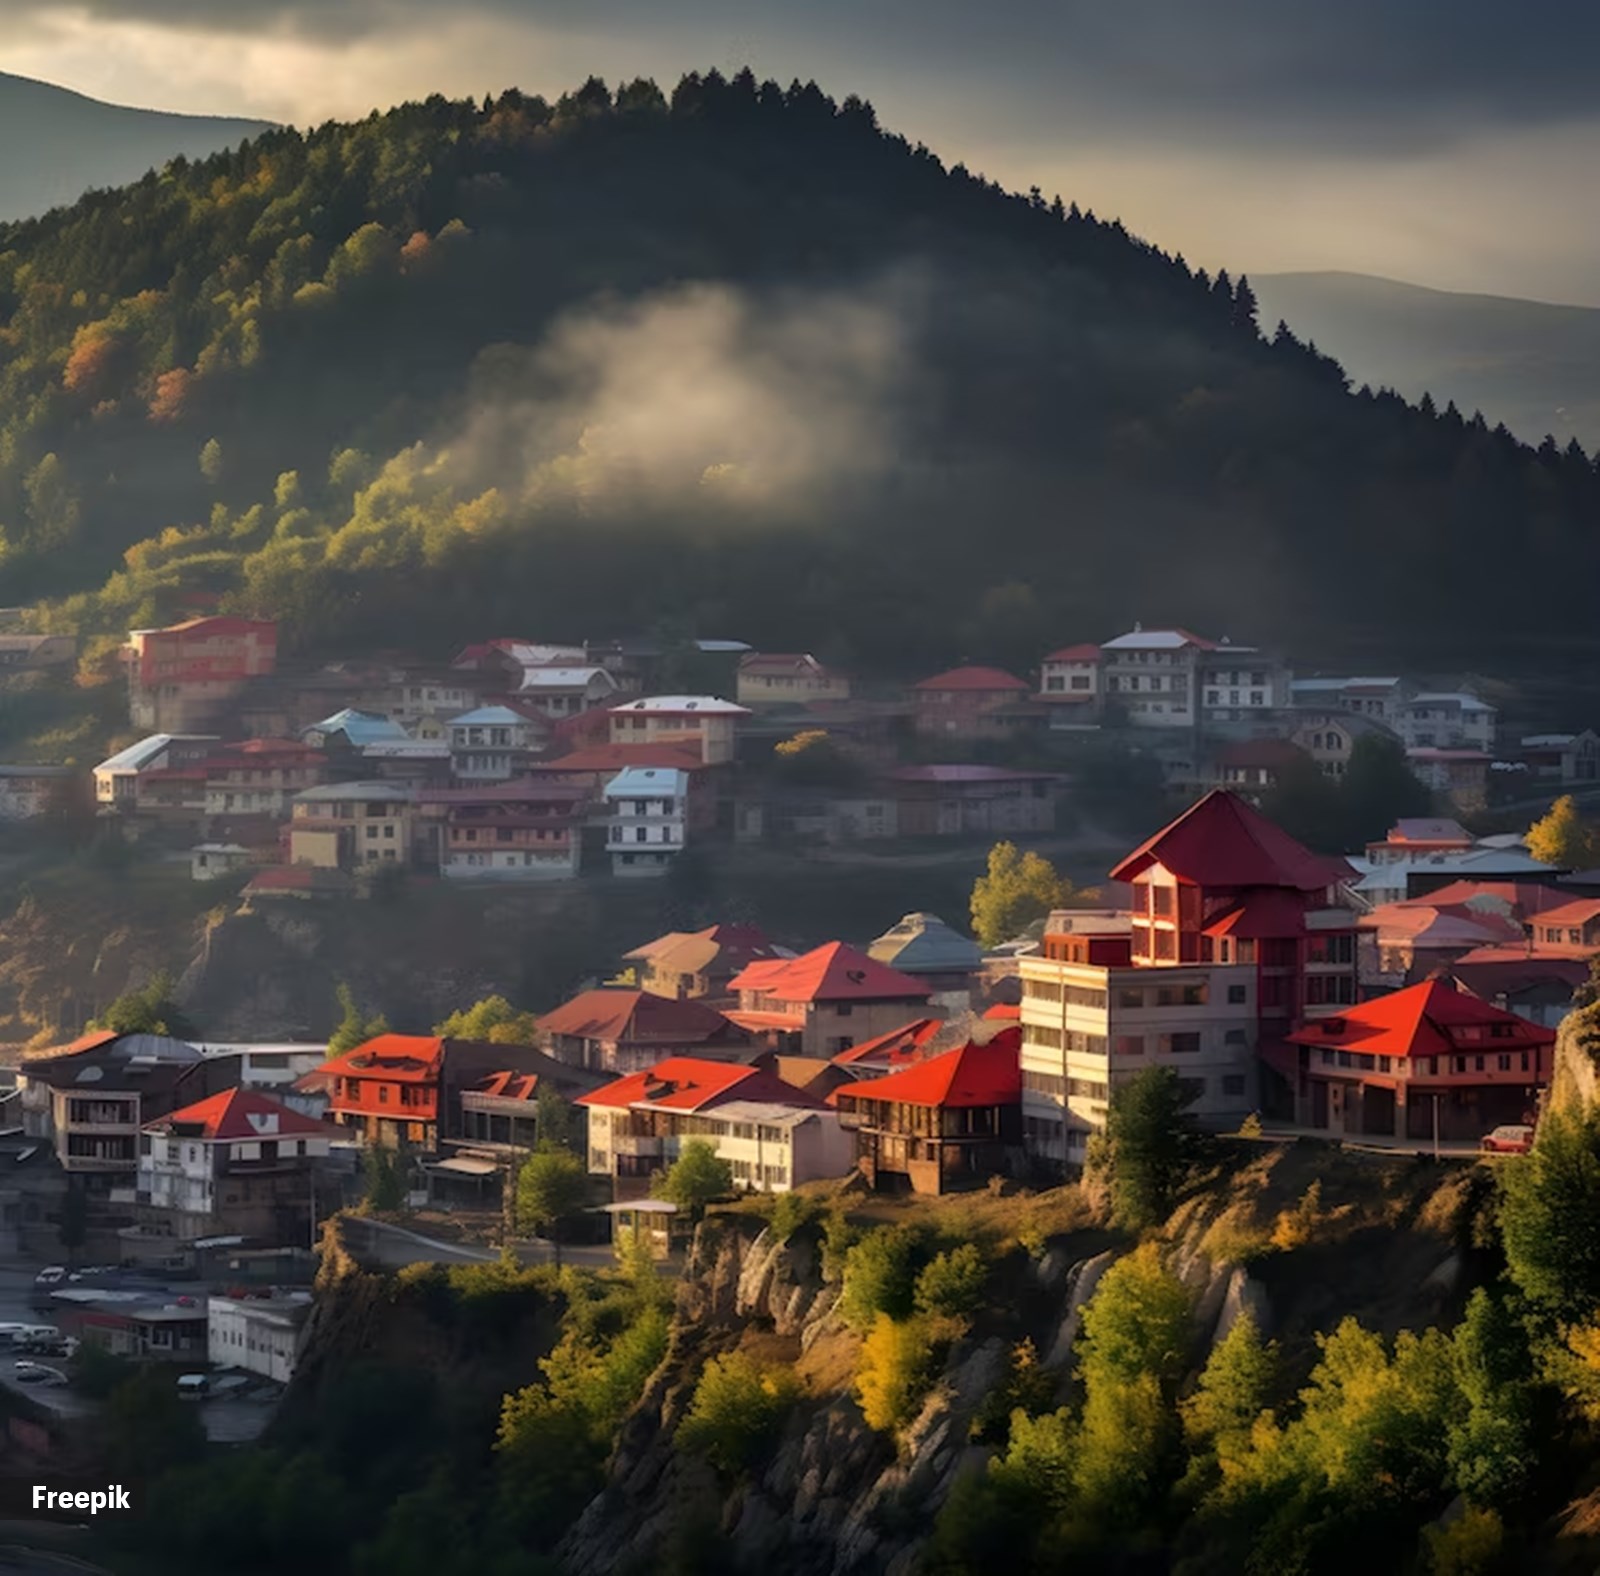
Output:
top-left (536, 989), bottom-right (751, 1075)
top-left (727, 942), bottom-right (935, 1058)
top-left (1283, 978), bottom-right (1554, 1143)
top-left (309, 1034), bottom-right (445, 1146)
top-left (834, 1034), bottom-right (1022, 1194)
top-left (910, 666), bottom-right (1032, 740)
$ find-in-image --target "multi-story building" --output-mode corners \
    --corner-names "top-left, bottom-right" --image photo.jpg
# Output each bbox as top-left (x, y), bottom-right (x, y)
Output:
top-left (1289, 677), bottom-right (1416, 730)
top-left (727, 942), bottom-right (936, 1059)
top-left (17, 1031), bottom-right (234, 1197)
top-left (1396, 692), bottom-right (1498, 753)
top-left (310, 1033), bottom-right (444, 1148)
top-left (736, 653), bottom-right (852, 707)
top-left (608, 696), bottom-right (749, 765)
top-left (137, 1088), bottom-right (342, 1243)
top-left (909, 667), bottom-right (1031, 739)
top-left (1098, 627), bottom-right (1211, 727)
top-left (517, 665), bottom-right (622, 719)
top-left (835, 1032), bottom-right (1021, 1195)
top-left (418, 780), bottom-right (587, 882)
top-left (93, 734), bottom-right (220, 809)
top-left (604, 766), bottom-right (689, 877)
top-left (576, 1057), bottom-right (850, 1197)
top-left (1038, 645), bottom-right (1102, 715)
top-left (124, 616), bottom-right (277, 732)
top-left (1284, 978), bottom-right (1553, 1142)
top-left (1520, 732), bottom-right (1600, 783)
top-left (446, 706), bottom-right (547, 784)
top-left (889, 765), bottom-right (1057, 836)
top-left (1289, 711), bottom-right (1401, 779)
top-left (288, 781), bottom-right (414, 870)
top-left (1017, 790), bottom-right (1360, 1164)
top-left (202, 739), bottom-right (327, 817)
top-left (1197, 643), bottom-right (1293, 725)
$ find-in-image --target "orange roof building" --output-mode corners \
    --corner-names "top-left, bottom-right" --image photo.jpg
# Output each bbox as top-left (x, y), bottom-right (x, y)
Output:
top-left (309, 1034), bottom-right (445, 1147)
top-left (834, 1034), bottom-right (1022, 1195)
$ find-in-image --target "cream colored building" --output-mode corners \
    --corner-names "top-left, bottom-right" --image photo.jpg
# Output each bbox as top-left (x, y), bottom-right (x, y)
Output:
top-left (288, 781), bottom-right (414, 869)
top-left (607, 696), bottom-right (750, 765)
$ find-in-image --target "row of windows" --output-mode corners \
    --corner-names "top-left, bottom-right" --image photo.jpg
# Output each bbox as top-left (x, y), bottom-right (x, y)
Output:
top-left (1319, 1047), bottom-right (1534, 1076)
top-left (1021, 1069), bottom-right (1109, 1101)
top-left (1024, 1026), bottom-right (1108, 1054)
top-left (1022, 980), bottom-right (1110, 1009)
top-left (1305, 976), bottom-right (1358, 1006)
top-left (1204, 690), bottom-right (1266, 707)
top-left (1114, 982), bottom-right (1233, 1008)
top-left (728, 1159), bottom-right (789, 1183)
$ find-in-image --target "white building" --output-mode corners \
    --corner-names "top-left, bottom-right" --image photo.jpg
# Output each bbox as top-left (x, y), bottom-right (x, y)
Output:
top-left (1396, 692), bottom-right (1497, 753)
top-left (608, 696), bottom-right (750, 764)
top-left (576, 1058), bottom-right (853, 1195)
top-left (517, 665), bottom-right (620, 719)
top-left (446, 706), bottom-right (546, 783)
top-left (604, 766), bottom-right (689, 877)
top-left (207, 1293), bottom-right (312, 1384)
top-left (190, 843), bottom-right (253, 882)
top-left (93, 734), bottom-right (219, 807)
top-left (1288, 677), bottom-right (1415, 730)
top-left (1098, 627), bottom-right (1288, 729)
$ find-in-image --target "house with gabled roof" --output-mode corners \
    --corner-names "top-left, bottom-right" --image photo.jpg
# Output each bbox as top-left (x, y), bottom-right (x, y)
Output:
top-left (833, 1032), bottom-right (1022, 1194)
top-left (868, 913), bottom-right (983, 1008)
top-left (576, 1056), bottom-right (850, 1196)
top-left (727, 941), bottom-right (937, 1059)
top-left (608, 695), bottom-right (750, 765)
top-left (137, 1088), bottom-right (344, 1244)
top-left (536, 989), bottom-right (751, 1074)
top-left (736, 652), bottom-right (851, 706)
top-left (123, 616), bottom-right (277, 732)
top-left (604, 766), bottom-right (690, 877)
top-left (909, 666), bottom-right (1030, 739)
top-left (621, 924), bottom-right (793, 1003)
top-left (1284, 978), bottom-right (1553, 1143)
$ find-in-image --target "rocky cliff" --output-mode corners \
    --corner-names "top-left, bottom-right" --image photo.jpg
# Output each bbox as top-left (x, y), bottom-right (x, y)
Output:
top-left (560, 1145), bottom-right (1488, 1576)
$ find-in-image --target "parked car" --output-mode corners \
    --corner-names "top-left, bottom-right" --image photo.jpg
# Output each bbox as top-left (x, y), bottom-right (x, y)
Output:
top-left (13, 1360), bottom-right (67, 1386)
top-left (32, 1267), bottom-right (66, 1288)
top-left (1481, 1124), bottom-right (1535, 1155)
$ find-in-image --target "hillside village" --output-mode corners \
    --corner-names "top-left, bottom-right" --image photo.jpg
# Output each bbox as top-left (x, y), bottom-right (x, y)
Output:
top-left (0, 609), bottom-right (1593, 1531)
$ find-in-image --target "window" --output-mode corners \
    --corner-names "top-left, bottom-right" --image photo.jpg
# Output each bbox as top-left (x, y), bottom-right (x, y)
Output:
top-left (1118, 988), bottom-right (1144, 1009)
top-left (836, 1004), bottom-right (853, 1017)
top-left (1497, 1054), bottom-right (1511, 1072)
top-left (1070, 675), bottom-right (1091, 691)
top-left (1221, 1075), bottom-right (1246, 1097)
top-left (1227, 984), bottom-right (1247, 1004)
top-left (1023, 1069), bottom-right (1065, 1097)
top-left (1115, 1035), bottom-right (1143, 1057)
top-left (1160, 1032), bottom-right (1201, 1055)
top-left (1224, 1029), bottom-right (1246, 1045)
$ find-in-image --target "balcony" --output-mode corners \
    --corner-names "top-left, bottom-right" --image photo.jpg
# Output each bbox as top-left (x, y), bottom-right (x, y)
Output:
top-left (611, 1133), bottom-right (665, 1159)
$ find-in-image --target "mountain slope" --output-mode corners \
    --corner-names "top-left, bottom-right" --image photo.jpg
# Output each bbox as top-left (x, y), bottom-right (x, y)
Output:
top-left (1, 71), bottom-right (1598, 697)
top-left (0, 71), bottom-right (272, 223)
top-left (1254, 270), bottom-right (1600, 450)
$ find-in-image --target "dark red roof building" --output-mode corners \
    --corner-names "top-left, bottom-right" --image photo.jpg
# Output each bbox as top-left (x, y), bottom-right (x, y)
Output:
top-left (909, 666), bottom-right (1031, 740)
top-left (536, 989), bottom-right (751, 1074)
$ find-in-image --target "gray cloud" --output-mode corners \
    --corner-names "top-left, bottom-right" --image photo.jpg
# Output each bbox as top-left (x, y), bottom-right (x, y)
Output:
top-left (33, 0), bottom-right (1600, 151)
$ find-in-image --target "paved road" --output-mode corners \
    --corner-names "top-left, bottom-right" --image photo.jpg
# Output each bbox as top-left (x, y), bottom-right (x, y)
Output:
top-left (342, 1217), bottom-right (622, 1271)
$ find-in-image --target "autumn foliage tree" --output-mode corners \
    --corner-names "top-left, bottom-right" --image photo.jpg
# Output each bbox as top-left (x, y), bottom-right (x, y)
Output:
top-left (970, 842), bottom-right (1074, 948)
top-left (1526, 794), bottom-right (1600, 869)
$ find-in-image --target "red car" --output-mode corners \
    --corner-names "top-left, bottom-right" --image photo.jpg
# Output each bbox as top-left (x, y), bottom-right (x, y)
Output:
top-left (1481, 1125), bottom-right (1535, 1155)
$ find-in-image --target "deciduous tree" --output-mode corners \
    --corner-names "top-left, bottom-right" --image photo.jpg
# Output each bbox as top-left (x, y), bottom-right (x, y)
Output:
top-left (653, 1138), bottom-right (732, 1222)
top-left (970, 842), bottom-right (1072, 949)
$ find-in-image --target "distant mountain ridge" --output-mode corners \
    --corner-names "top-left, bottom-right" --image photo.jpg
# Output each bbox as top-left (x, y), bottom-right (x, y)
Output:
top-left (0, 70), bottom-right (272, 222)
top-left (1254, 270), bottom-right (1600, 450)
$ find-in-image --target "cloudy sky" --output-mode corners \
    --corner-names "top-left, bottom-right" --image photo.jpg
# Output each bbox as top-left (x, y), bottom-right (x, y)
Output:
top-left (5, 1), bottom-right (1598, 303)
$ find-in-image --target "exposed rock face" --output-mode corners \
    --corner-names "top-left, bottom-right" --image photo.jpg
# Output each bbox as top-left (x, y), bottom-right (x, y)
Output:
top-left (560, 1219), bottom-right (1050, 1576)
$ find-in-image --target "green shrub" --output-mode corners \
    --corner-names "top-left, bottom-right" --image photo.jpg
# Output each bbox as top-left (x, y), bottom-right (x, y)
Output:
top-left (855, 1313), bottom-right (962, 1432)
top-left (914, 1244), bottom-right (988, 1319)
top-left (769, 1191), bottom-right (820, 1244)
top-left (677, 1351), bottom-right (800, 1474)
top-left (840, 1226), bottom-right (920, 1332)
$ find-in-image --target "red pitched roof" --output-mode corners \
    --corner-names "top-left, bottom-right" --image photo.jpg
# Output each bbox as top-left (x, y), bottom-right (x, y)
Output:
top-left (830, 1018), bottom-right (945, 1066)
top-left (727, 941), bottom-right (932, 1004)
top-left (1532, 897), bottom-right (1600, 929)
top-left (913, 666), bottom-right (1029, 693)
top-left (471, 1070), bottom-right (540, 1102)
top-left (536, 989), bottom-right (741, 1046)
top-left (314, 1034), bottom-right (444, 1083)
top-left (148, 1087), bottom-right (338, 1141)
top-left (1285, 979), bottom-right (1555, 1059)
top-left (1410, 881), bottom-right (1570, 917)
top-left (1043, 644), bottom-right (1101, 663)
top-left (1202, 889), bottom-right (1325, 940)
top-left (834, 1037), bottom-right (1020, 1109)
top-left (575, 1056), bottom-right (817, 1113)
top-left (983, 1001), bottom-right (1022, 1021)
top-left (1111, 789), bottom-right (1352, 891)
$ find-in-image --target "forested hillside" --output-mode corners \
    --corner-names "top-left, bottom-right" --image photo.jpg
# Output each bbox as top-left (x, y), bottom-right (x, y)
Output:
top-left (1, 71), bottom-right (1596, 682)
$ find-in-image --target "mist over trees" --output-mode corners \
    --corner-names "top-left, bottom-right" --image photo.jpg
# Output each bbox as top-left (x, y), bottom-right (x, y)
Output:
top-left (0, 70), bottom-right (1591, 687)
